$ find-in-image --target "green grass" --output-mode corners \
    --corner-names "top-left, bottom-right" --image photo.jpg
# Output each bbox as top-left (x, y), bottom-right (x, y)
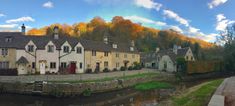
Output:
top-left (172, 79), bottom-right (224, 106)
top-left (134, 81), bottom-right (173, 91)
top-left (49, 72), bottom-right (158, 83)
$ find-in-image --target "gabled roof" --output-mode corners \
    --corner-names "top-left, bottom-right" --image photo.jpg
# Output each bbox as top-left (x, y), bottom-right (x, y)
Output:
top-left (177, 47), bottom-right (190, 57)
top-left (16, 56), bottom-right (29, 64)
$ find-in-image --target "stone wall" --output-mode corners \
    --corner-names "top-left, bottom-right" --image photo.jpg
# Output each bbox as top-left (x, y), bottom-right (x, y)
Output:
top-left (0, 75), bottom-right (169, 97)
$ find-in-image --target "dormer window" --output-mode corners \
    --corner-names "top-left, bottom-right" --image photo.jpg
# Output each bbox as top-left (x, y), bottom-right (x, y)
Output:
top-left (5, 37), bottom-right (12, 43)
top-left (112, 44), bottom-right (117, 49)
top-left (1, 48), bottom-right (8, 56)
top-left (48, 45), bottom-right (54, 53)
top-left (77, 47), bottom-right (82, 54)
top-left (63, 46), bottom-right (69, 53)
top-left (130, 47), bottom-right (134, 51)
top-left (27, 45), bottom-right (34, 52)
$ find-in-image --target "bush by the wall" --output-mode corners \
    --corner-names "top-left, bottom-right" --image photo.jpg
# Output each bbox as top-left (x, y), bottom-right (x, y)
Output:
top-left (103, 68), bottom-right (110, 72)
top-left (120, 66), bottom-right (126, 71)
top-left (85, 68), bottom-right (92, 73)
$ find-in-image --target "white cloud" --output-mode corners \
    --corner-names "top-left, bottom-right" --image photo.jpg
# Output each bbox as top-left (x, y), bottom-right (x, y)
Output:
top-left (193, 33), bottom-right (219, 42)
top-left (0, 24), bottom-right (18, 29)
top-left (216, 14), bottom-right (235, 31)
top-left (6, 16), bottom-right (35, 24)
top-left (134, 0), bottom-right (162, 11)
top-left (43, 1), bottom-right (54, 8)
top-left (163, 9), bottom-right (189, 27)
top-left (188, 26), bottom-right (200, 34)
top-left (0, 13), bottom-right (6, 17)
top-left (208, 0), bottom-right (228, 9)
top-left (124, 15), bottom-right (166, 26)
top-left (168, 25), bottom-right (183, 33)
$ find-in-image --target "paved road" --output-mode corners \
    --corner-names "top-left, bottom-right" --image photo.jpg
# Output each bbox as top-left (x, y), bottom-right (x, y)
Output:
top-left (209, 77), bottom-right (235, 106)
top-left (0, 69), bottom-right (159, 83)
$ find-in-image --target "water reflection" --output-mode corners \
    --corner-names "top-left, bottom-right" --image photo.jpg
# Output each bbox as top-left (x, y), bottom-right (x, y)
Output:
top-left (0, 89), bottom-right (173, 106)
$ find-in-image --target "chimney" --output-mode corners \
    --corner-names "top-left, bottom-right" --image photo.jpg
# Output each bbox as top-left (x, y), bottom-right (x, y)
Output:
top-left (156, 47), bottom-right (160, 53)
top-left (173, 44), bottom-right (178, 54)
top-left (131, 40), bottom-right (135, 47)
top-left (53, 26), bottom-right (59, 39)
top-left (21, 24), bottom-right (26, 35)
top-left (103, 31), bottom-right (109, 44)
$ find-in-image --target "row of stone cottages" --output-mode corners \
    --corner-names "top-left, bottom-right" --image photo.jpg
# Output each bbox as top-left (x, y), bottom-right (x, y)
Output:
top-left (141, 45), bottom-right (195, 72)
top-left (0, 25), bottom-right (140, 75)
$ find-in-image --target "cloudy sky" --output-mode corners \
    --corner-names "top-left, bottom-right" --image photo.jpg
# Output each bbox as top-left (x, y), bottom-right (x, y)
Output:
top-left (0, 0), bottom-right (234, 42)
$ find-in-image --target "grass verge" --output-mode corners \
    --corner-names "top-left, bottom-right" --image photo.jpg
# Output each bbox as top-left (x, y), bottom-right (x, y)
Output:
top-left (134, 81), bottom-right (173, 91)
top-left (50, 72), bottom-right (158, 83)
top-left (172, 79), bottom-right (224, 106)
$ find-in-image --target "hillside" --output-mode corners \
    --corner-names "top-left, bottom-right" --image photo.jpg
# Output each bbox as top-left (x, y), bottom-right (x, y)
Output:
top-left (27, 16), bottom-right (214, 52)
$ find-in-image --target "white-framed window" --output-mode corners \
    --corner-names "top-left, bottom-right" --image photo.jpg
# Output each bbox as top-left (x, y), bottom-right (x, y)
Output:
top-left (48, 45), bottom-right (54, 53)
top-left (104, 61), bottom-right (108, 68)
top-left (92, 50), bottom-right (96, 56)
top-left (1, 48), bottom-right (8, 56)
top-left (112, 44), bottom-right (117, 48)
top-left (116, 62), bottom-right (119, 68)
top-left (50, 62), bottom-right (56, 69)
top-left (77, 47), bottom-right (82, 54)
top-left (5, 37), bottom-right (12, 43)
top-left (116, 53), bottom-right (119, 57)
top-left (130, 47), bottom-right (134, 51)
top-left (124, 54), bottom-right (127, 58)
top-left (0, 61), bottom-right (9, 69)
top-left (27, 45), bottom-right (34, 52)
top-left (104, 52), bottom-right (108, 57)
top-left (63, 46), bottom-right (69, 53)
top-left (61, 62), bottom-right (67, 68)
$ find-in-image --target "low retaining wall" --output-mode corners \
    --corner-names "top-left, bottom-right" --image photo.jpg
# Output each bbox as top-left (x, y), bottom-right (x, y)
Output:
top-left (0, 75), bottom-right (172, 97)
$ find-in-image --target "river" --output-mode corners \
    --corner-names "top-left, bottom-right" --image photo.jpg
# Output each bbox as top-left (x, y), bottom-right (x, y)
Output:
top-left (0, 88), bottom-right (174, 106)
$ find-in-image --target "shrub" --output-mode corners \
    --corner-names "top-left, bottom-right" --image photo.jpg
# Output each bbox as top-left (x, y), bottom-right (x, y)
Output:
top-left (112, 68), bottom-right (118, 71)
top-left (103, 68), bottom-right (110, 72)
top-left (128, 66), bottom-right (133, 70)
top-left (120, 66), bottom-right (126, 71)
top-left (85, 68), bottom-right (92, 73)
top-left (35, 71), bottom-right (40, 75)
top-left (82, 88), bottom-right (92, 96)
top-left (133, 62), bottom-right (142, 70)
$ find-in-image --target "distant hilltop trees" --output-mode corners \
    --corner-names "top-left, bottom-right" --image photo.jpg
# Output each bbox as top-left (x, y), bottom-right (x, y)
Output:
top-left (27, 16), bottom-right (214, 52)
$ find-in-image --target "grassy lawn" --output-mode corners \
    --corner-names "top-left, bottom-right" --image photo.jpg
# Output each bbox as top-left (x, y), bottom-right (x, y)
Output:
top-left (172, 79), bottom-right (224, 106)
top-left (50, 72), bottom-right (158, 83)
top-left (134, 81), bottom-right (173, 91)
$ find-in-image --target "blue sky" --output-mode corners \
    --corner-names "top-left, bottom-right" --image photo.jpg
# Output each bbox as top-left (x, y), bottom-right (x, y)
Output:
top-left (0, 0), bottom-right (234, 42)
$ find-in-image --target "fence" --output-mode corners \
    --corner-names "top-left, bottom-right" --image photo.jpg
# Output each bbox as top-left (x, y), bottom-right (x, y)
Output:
top-left (186, 61), bottom-right (223, 74)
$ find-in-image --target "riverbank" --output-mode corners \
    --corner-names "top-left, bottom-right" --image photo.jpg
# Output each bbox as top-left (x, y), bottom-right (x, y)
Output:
top-left (159, 78), bottom-right (224, 106)
top-left (0, 72), bottom-right (174, 97)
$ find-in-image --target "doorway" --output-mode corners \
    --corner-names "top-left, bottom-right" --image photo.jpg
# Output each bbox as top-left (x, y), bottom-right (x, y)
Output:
top-left (95, 62), bottom-right (100, 73)
top-left (39, 61), bottom-right (46, 74)
top-left (69, 62), bottom-right (76, 74)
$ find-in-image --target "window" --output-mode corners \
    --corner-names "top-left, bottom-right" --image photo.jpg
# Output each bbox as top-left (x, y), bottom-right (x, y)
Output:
top-left (1, 48), bottom-right (8, 56)
top-left (92, 50), bottom-right (96, 56)
top-left (61, 62), bottom-right (67, 68)
top-left (104, 52), bottom-right (108, 57)
top-left (104, 61), bottom-right (108, 68)
top-left (77, 47), bottom-right (82, 54)
top-left (48, 45), bottom-right (54, 53)
top-left (32, 62), bottom-right (35, 69)
top-left (80, 63), bottom-right (83, 69)
top-left (50, 62), bottom-right (56, 69)
top-left (116, 53), bottom-right (119, 57)
top-left (5, 37), bottom-right (12, 42)
top-left (132, 54), bottom-right (135, 58)
top-left (191, 57), bottom-right (193, 60)
top-left (63, 46), bottom-right (69, 53)
top-left (116, 63), bottom-right (119, 68)
top-left (0, 61), bottom-right (9, 69)
top-left (186, 56), bottom-right (189, 60)
top-left (27, 45), bottom-right (34, 52)
top-left (124, 54), bottom-right (127, 58)
top-left (112, 44), bottom-right (117, 48)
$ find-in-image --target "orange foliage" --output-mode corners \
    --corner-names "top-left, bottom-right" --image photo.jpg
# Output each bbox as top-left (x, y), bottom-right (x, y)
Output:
top-left (27, 28), bottom-right (45, 36)
top-left (187, 61), bottom-right (223, 74)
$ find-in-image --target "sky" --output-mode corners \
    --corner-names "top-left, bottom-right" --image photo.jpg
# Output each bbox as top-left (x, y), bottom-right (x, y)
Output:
top-left (0, 0), bottom-right (234, 42)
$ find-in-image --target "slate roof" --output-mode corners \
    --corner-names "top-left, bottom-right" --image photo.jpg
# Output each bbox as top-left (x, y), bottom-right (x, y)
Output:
top-left (0, 32), bottom-right (139, 54)
top-left (16, 56), bottom-right (29, 64)
top-left (0, 32), bottom-right (79, 50)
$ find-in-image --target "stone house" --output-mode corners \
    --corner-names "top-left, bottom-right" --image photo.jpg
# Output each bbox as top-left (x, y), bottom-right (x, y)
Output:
top-left (0, 25), bottom-right (85, 75)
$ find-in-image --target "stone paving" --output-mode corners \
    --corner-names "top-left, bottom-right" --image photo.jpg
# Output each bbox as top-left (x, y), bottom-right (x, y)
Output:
top-left (0, 69), bottom-right (160, 83)
top-left (209, 76), bottom-right (235, 106)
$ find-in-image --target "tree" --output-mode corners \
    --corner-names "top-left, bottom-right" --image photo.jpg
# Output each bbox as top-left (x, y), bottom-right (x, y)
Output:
top-left (219, 23), bottom-right (235, 73)
top-left (193, 42), bottom-right (200, 60)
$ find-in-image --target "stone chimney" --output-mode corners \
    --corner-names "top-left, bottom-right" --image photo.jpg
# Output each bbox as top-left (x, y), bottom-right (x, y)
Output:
top-left (131, 40), bottom-right (135, 47)
top-left (173, 44), bottom-right (178, 54)
top-left (21, 24), bottom-right (26, 35)
top-left (103, 31), bottom-right (109, 44)
top-left (53, 26), bottom-right (59, 39)
top-left (156, 47), bottom-right (160, 53)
